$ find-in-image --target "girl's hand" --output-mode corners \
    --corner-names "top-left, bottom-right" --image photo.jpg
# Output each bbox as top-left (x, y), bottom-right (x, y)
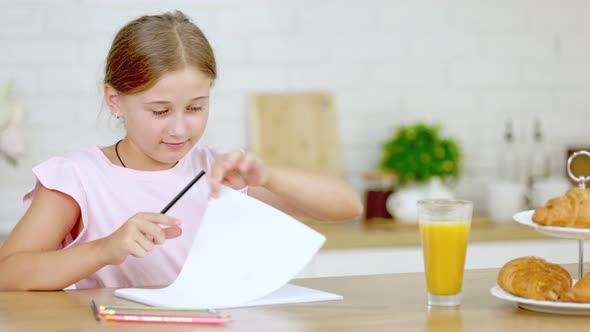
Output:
top-left (210, 150), bottom-right (268, 198)
top-left (98, 212), bottom-right (182, 265)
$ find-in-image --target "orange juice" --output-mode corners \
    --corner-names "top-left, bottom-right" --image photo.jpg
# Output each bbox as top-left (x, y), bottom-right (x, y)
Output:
top-left (420, 222), bottom-right (470, 295)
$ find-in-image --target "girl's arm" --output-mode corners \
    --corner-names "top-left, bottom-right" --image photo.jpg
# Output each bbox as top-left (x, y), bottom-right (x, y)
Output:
top-left (0, 186), bottom-right (180, 291)
top-left (0, 185), bottom-right (107, 290)
top-left (210, 151), bottom-right (363, 221)
top-left (248, 167), bottom-right (363, 221)
top-left (0, 240), bottom-right (108, 291)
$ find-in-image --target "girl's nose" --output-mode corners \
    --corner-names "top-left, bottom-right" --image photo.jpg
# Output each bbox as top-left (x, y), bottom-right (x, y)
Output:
top-left (168, 112), bottom-right (188, 137)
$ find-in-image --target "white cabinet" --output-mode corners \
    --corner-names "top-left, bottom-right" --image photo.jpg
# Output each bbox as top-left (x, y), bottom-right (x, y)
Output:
top-left (296, 239), bottom-right (590, 278)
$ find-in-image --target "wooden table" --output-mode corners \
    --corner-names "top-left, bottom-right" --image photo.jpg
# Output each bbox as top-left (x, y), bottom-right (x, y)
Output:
top-left (1, 265), bottom-right (587, 331)
top-left (303, 215), bottom-right (550, 249)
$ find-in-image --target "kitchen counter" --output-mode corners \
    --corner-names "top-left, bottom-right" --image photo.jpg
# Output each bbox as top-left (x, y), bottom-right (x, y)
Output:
top-left (0, 216), bottom-right (548, 251)
top-left (302, 214), bottom-right (549, 250)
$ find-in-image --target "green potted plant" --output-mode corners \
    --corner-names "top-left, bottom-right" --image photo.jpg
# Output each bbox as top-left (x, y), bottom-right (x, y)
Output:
top-left (380, 123), bottom-right (462, 222)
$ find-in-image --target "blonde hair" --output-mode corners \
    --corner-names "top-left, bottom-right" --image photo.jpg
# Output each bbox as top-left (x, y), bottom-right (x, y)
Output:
top-left (104, 10), bottom-right (216, 95)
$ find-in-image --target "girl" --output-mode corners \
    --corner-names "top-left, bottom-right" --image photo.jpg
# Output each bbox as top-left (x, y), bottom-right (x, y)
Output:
top-left (0, 11), bottom-right (362, 291)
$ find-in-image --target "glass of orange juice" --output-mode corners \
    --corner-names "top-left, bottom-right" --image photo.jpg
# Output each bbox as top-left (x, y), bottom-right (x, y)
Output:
top-left (418, 199), bottom-right (473, 306)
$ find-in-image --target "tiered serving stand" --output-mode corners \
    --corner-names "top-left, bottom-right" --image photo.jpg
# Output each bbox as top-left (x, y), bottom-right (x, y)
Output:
top-left (490, 150), bottom-right (590, 315)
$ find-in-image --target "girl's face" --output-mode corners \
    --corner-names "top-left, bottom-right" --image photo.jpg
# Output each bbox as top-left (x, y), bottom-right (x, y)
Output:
top-left (112, 67), bottom-right (212, 167)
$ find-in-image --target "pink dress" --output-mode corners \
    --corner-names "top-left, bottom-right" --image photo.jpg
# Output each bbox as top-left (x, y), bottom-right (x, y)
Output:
top-left (23, 145), bottom-right (246, 289)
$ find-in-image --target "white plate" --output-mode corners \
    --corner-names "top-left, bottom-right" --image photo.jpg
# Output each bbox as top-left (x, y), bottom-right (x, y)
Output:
top-left (513, 210), bottom-right (590, 240)
top-left (490, 284), bottom-right (590, 315)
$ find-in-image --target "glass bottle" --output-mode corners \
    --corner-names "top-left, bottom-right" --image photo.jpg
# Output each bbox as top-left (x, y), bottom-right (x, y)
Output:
top-left (498, 119), bottom-right (520, 182)
top-left (527, 118), bottom-right (550, 186)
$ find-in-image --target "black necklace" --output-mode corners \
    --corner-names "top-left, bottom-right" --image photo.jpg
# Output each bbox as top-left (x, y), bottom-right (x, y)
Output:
top-left (115, 139), bottom-right (126, 168)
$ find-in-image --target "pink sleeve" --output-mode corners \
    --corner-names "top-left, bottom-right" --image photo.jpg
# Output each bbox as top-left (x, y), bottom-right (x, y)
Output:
top-left (206, 145), bottom-right (249, 195)
top-left (22, 157), bottom-right (88, 248)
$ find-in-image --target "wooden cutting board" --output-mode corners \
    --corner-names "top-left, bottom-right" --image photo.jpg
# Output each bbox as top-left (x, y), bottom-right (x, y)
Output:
top-left (249, 92), bottom-right (342, 177)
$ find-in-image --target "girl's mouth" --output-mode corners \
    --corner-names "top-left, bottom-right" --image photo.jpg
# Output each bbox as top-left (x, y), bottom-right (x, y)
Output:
top-left (163, 141), bottom-right (186, 150)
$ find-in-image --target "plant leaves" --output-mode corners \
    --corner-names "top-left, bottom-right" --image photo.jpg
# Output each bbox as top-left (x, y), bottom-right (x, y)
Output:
top-left (380, 122), bottom-right (461, 185)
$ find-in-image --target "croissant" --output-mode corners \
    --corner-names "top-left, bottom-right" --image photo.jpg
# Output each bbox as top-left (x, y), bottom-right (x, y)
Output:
top-left (532, 188), bottom-right (590, 228)
top-left (563, 272), bottom-right (590, 302)
top-left (498, 256), bottom-right (572, 301)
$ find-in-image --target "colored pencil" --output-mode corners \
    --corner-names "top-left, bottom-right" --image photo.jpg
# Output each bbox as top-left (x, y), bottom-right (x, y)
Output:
top-left (103, 313), bottom-right (229, 324)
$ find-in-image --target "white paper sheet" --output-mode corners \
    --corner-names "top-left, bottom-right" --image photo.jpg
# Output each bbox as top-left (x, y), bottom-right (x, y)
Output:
top-left (115, 186), bottom-right (341, 309)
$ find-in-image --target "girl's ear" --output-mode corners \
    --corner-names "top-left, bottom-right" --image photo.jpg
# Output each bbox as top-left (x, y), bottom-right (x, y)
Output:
top-left (104, 84), bottom-right (122, 117)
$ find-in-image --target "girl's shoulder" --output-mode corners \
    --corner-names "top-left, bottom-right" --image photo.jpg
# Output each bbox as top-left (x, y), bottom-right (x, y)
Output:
top-left (36, 146), bottom-right (109, 175)
top-left (34, 146), bottom-right (103, 172)
top-left (24, 147), bottom-right (100, 214)
top-left (64, 145), bottom-right (104, 163)
top-left (35, 144), bottom-right (241, 177)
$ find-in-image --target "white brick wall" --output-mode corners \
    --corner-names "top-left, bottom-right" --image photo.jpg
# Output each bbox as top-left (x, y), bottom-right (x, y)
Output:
top-left (1, 0), bottom-right (590, 233)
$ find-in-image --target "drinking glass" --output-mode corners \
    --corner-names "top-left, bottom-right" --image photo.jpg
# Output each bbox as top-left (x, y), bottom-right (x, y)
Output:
top-left (418, 199), bottom-right (473, 306)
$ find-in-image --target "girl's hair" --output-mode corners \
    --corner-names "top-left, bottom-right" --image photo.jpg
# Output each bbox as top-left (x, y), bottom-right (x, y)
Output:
top-left (104, 11), bottom-right (216, 95)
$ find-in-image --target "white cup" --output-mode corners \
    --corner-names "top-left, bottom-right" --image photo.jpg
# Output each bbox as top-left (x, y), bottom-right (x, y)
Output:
top-left (530, 177), bottom-right (571, 208)
top-left (486, 180), bottom-right (527, 223)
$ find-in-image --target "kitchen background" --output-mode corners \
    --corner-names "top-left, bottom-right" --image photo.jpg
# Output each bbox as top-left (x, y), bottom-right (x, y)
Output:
top-left (1, 0), bottom-right (590, 234)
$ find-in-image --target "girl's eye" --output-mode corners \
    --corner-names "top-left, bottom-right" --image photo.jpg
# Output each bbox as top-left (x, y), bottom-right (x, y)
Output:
top-left (152, 109), bottom-right (168, 117)
top-left (187, 106), bottom-right (203, 112)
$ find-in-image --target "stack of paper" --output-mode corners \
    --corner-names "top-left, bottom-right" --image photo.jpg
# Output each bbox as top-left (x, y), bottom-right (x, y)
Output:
top-left (115, 186), bottom-right (342, 309)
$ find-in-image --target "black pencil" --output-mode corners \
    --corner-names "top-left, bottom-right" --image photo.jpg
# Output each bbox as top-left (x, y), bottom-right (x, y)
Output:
top-left (160, 170), bottom-right (206, 214)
